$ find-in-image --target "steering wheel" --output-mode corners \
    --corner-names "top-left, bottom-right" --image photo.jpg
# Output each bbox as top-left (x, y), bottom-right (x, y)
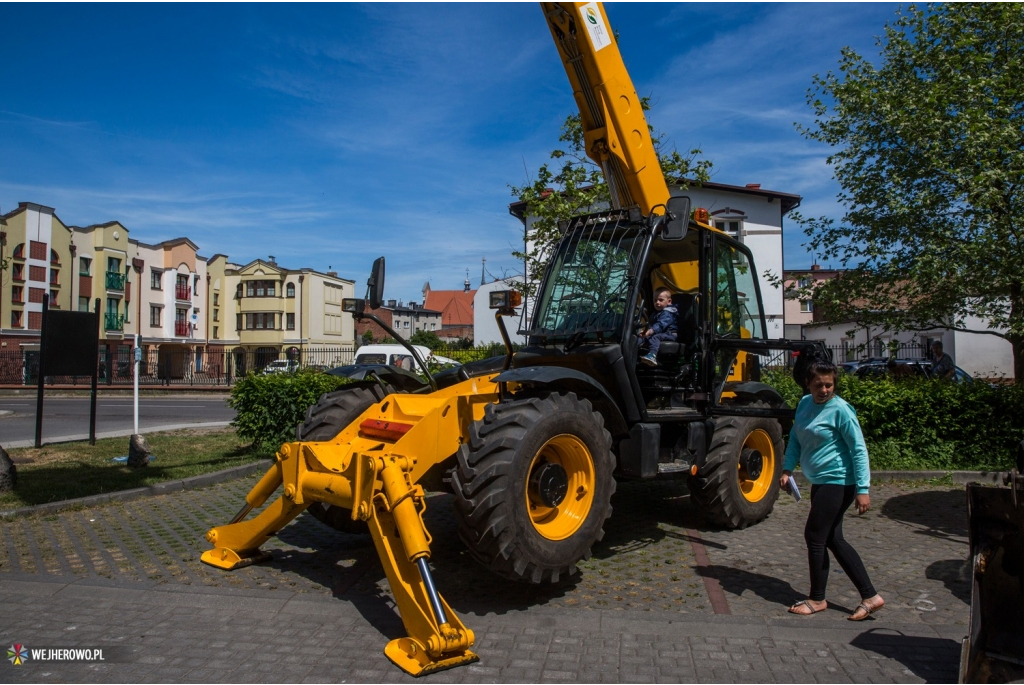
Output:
top-left (600, 294), bottom-right (628, 314)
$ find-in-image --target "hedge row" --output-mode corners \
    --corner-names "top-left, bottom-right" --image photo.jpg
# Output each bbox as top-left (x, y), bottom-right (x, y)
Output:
top-left (229, 366), bottom-right (1022, 472)
top-left (762, 369), bottom-right (1024, 471)
top-left (228, 370), bottom-right (351, 451)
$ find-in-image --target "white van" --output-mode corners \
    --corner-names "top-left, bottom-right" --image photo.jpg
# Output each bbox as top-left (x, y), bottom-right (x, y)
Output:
top-left (353, 344), bottom-right (458, 370)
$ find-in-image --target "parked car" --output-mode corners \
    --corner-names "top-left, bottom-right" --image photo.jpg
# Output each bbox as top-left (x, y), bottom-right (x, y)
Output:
top-left (263, 359), bottom-right (300, 374)
top-left (853, 358), bottom-right (974, 384)
top-left (352, 344), bottom-right (459, 370)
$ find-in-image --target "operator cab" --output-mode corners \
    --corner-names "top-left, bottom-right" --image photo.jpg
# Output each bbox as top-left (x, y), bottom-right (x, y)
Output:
top-left (518, 208), bottom-right (769, 423)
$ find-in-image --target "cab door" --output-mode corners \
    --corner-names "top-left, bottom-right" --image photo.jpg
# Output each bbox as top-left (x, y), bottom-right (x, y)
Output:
top-left (706, 233), bottom-right (812, 418)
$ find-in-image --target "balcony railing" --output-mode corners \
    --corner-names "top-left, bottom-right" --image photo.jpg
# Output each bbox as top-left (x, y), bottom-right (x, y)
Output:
top-left (175, 321), bottom-right (191, 337)
top-left (175, 285), bottom-right (192, 301)
top-left (105, 271), bottom-right (126, 290)
top-left (105, 313), bottom-right (124, 331)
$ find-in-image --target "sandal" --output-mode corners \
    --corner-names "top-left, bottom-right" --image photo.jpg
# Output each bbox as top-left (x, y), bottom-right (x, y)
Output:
top-left (848, 600), bottom-right (884, 621)
top-left (788, 599), bottom-right (827, 615)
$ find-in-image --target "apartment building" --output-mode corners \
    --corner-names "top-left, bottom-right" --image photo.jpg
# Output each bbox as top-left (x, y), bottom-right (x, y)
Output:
top-left (131, 237), bottom-right (209, 379)
top-left (2, 202), bottom-right (358, 381)
top-left (224, 257), bottom-right (356, 372)
top-left (354, 300), bottom-right (442, 343)
top-left (0, 203), bottom-right (74, 352)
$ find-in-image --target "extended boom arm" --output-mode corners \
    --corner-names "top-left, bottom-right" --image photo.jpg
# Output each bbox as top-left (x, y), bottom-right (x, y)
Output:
top-left (541, 2), bottom-right (670, 214)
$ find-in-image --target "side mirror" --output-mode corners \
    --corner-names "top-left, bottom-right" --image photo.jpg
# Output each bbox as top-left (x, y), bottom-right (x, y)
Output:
top-left (367, 256), bottom-right (385, 310)
top-left (663, 196), bottom-right (691, 241)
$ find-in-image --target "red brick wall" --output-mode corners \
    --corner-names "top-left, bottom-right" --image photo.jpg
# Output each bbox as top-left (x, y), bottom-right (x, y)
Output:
top-left (29, 240), bottom-right (47, 260)
top-left (29, 265), bottom-right (46, 282)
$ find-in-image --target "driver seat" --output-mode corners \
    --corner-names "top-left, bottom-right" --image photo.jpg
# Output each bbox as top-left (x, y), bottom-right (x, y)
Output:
top-left (637, 292), bottom-right (699, 396)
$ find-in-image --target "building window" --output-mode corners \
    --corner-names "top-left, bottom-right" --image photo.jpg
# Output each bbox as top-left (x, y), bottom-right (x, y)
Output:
top-left (236, 313), bottom-right (242, 330)
top-left (800, 300), bottom-right (813, 313)
top-left (12, 243), bottom-right (24, 259)
top-left (11, 311), bottom-right (22, 328)
top-left (431, 323), bottom-right (436, 330)
top-left (12, 263), bottom-right (24, 281)
top-left (11, 286), bottom-right (23, 304)
top-left (798, 276), bottom-right (812, 289)
top-left (267, 282), bottom-right (276, 297)
top-left (213, 293), bottom-right (219, 306)
top-left (108, 257), bottom-right (122, 274)
top-left (150, 306), bottom-right (162, 327)
top-left (29, 240), bottom-right (47, 260)
top-left (213, 326), bottom-right (219, 339)
top-left (286, 313), bottom-right (295, 330)
top-left (79, 296), bottom-right (89, 312)
top-left (151, 269), bottom-right (163, 289)
top-left (286, 283), bottom-right (295, 298)
top-left (193, 275), bottom-right (200, 296)
top-left (403, 321), bottom-right (409, 328)
top-left (236, 284), bottom-right (243, 299)
top-left (213, 309), bottom-right (219, 322)
top-left (50, 249), bottom-right (61, 265)
top-left (80, 257), bottom-right (92, 276)
top-left (124, 305), bottom-right (130, 323)
top-left (50, 289), bottom-right (59, 305)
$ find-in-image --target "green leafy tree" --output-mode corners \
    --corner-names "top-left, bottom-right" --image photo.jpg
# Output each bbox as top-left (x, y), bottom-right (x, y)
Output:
top-left (793, 3), bottom-right (1024, 380)
top-left (510, 100), bottom-right (712, 297)
top-left (409, 329), bottom-right (442, 350)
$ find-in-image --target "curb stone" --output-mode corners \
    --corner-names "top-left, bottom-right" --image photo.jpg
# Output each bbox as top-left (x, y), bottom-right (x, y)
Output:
top-left (0, 459), bottom-right (272, 520)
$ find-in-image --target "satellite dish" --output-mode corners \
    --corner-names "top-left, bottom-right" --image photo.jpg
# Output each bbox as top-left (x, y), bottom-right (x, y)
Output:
top-left (190, 312), bottom-right (199, 323)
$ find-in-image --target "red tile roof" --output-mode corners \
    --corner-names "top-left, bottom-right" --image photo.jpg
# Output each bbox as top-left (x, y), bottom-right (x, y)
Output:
top-left (424, 289), bottom-right (475, 326)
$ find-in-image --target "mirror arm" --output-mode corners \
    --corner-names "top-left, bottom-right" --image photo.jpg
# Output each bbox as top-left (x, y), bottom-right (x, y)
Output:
top-left (358, 311), bottom-right (438, 392)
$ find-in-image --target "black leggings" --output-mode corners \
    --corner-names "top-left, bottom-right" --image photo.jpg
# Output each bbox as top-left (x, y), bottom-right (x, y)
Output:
top-left (805, 484), bottom-right (876, 601)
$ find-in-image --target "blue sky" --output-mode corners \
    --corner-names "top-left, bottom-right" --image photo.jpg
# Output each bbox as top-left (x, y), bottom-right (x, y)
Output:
top-left (1, 2), bottom-right (900, 304)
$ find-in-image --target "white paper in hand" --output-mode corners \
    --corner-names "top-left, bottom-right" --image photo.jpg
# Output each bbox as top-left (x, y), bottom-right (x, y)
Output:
top-left (786, 477), bottom-right (802, 502)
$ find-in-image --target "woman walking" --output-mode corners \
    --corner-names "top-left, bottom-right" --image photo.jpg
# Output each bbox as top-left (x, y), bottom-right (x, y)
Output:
top-left (780, 358), bottom-right (885, 620)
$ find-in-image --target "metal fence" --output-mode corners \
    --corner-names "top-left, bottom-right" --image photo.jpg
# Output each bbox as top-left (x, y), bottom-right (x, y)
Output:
top-left (0, 346), bottom-right (356, 387)
top-left (0, 340), bottom-right (936, 387)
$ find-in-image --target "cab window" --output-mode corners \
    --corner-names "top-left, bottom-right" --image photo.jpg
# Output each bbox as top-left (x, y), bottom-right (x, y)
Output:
top-left (714, 239), bottom-right (765, 339)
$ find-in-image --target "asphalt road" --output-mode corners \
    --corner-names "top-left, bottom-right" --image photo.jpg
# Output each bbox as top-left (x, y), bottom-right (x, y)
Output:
top-left (0, 395), bottom-right (236, 448)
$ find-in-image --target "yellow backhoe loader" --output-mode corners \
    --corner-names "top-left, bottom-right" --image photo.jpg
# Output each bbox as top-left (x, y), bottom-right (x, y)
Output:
top-left (202, 3), bottom-right (824, 675)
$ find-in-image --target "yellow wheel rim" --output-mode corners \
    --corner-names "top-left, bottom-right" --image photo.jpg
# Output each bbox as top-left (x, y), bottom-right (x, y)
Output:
top-left (738, 428), bottom-right (775, 503)
top-left (526, 434), bottom-right (596, 541)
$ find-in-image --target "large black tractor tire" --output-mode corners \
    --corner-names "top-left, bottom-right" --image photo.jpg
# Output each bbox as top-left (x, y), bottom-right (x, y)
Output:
top-left (451, 392), bottom-right (615, 584)
top-left (689, 408), bottom-right (784, 530)
top-left (297, 384), bottom-right (394, 535)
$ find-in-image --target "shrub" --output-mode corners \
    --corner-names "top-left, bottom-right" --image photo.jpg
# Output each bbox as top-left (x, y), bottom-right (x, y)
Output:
top-left (229, 369), bottom-right (351, 451)
top-left (763, 369), bottom-right (1024, 471)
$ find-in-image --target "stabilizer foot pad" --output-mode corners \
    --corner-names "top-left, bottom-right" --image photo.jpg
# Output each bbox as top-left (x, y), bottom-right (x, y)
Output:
top-left (384, 638), bottom-right (479, 677)
top-left (200, 547), bottom-right (273, 570)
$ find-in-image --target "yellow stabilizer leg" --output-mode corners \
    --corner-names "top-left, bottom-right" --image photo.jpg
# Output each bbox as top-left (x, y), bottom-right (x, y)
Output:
top-left (371, 458), bottom-right (477, 676)
top-left (201, 493), bottom-right (308, 570)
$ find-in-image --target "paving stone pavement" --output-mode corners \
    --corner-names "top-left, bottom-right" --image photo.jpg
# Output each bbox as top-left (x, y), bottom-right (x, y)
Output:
top-left (0, 474), bottom-right (968, 682)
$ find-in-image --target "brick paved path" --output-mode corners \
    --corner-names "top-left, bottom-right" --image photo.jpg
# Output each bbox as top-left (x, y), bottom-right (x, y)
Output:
top-left (0, 475), bottom-right (968, 682)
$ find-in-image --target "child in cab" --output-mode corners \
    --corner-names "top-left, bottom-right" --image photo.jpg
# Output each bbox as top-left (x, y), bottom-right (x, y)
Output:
top-left (640, 287), bottom-right (677, 367)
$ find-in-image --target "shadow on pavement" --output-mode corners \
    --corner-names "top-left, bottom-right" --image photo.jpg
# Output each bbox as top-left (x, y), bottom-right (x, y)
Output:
top-left (699, 564), bottom-right (804, 610)
top-left (925, 558), bottom-right (971, 604)
top-left (879, 488), bottom-right (968, 541)
top-left (850, 629), bottom-right (961, 683)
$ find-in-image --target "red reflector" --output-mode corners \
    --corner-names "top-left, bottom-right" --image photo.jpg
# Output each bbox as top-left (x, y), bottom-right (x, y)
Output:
top-left (359, 419), bottom-right (414, 441)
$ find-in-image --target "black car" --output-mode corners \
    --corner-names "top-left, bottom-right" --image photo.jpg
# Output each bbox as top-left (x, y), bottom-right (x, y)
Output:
top-left (853, 358), bottom-right (974, 384)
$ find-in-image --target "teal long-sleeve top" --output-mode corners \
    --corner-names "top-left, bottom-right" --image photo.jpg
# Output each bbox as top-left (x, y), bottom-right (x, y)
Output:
top-left (783, 394), bottom-right (871, 494)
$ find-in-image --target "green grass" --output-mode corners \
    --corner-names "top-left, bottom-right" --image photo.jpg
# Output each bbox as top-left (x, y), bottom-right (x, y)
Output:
top-left (0, 428), bottom-right (267, 510)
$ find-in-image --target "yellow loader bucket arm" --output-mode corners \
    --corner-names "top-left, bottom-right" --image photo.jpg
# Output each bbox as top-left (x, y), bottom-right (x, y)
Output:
top-left (202, 375), bottom-right (500, 676)
top-left (541, 1), bottom-right (670, 215)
